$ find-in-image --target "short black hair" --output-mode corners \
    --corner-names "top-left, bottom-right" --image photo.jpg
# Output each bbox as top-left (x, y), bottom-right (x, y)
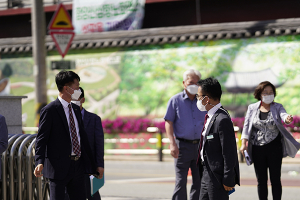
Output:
top-left (254, 81), bottom-right (276, 101)
top-left (79, 87), bottom-right (84, 99)
top-left (55, 71), bottom-right (80, 92)
top-left (197, 77), bottom-right (222, 100)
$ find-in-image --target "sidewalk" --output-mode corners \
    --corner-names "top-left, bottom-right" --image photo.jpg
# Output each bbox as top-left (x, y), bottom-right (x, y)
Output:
top-left (104, 154), bottom-right (300, 164)
top-left (100, 160), bottom-right (300, 200)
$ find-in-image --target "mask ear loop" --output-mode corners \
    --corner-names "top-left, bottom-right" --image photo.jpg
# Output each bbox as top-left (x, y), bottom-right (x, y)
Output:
top-left (206, 96), bottom-right (217, 107)
top-left (66, 86), bottom-right (73, 96)
top-left (201, 96), bottom-right (209, 108)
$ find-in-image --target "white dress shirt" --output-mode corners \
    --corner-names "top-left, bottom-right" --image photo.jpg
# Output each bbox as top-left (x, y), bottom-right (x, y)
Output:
top-left (58, 96), bottom-right (81, 156)
top-left (200, 102), bottom-right (222, 161)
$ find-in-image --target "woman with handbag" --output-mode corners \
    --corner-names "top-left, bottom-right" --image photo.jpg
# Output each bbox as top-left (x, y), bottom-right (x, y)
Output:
top-left (240, 81), bottom-right (300, 200)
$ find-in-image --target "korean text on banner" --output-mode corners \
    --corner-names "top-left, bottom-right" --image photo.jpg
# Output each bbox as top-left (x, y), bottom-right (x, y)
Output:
top-left (72, 0), bottom-right (145, 34)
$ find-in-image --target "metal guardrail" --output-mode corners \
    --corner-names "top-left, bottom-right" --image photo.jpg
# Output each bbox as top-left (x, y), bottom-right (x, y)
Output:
top-left (1, 134), bottom-right (49, 200)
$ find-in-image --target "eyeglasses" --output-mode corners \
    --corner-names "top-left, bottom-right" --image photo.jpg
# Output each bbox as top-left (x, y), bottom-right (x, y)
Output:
top-left (261, 92), bottom-right (274, 96)
top-left (195, 94), bottom-right (206, 100)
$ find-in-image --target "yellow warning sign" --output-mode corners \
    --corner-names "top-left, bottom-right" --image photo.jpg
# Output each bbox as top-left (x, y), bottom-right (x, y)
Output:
top-left (48, 3), bottom-right (74, 30)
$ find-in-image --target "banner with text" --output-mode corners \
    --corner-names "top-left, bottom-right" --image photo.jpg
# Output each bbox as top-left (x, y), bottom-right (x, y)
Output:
top-left (73, 0), bottom-right (145, 34)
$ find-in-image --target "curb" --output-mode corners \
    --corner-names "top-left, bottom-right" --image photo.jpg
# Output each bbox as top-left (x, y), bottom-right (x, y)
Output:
top-left (104, 154), bottom-right (300, 164)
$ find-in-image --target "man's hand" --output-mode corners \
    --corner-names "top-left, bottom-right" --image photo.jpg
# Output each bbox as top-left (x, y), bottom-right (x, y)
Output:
top-left (34, 164), bottom-right (44, 177)
top-left (96, 167), bottom-right (104, 179)
top-left (165, 120), bottom-right (178, 158)
top-left (223, 184), bottom-right (234, 192)
top-left (170, 143), bottom-right (179, 158)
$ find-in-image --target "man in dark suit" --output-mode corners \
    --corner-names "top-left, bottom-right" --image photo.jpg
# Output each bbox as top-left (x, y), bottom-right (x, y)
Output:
top-left (71, 87), bottom-right (104, 200)
top-left (0, 114), bottom-right (8, 178)
top-left (196, 77), bottom-right (240, 200)
top-left (34, 71), bottom-right (98, 200)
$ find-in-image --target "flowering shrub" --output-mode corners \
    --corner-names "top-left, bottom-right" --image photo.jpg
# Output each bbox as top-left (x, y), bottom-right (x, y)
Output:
top-left (102, 118), bottom-right (165, 134)
top-left (102, 116), bottom-right (300, 134)
top-left (231, 117), bottom-right (245, 132)
top-left (281, 116), bottom-right (300, 132)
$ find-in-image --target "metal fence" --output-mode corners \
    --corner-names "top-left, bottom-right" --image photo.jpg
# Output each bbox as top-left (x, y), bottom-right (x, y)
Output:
top-left (1, 134), bottom-right (49, 200)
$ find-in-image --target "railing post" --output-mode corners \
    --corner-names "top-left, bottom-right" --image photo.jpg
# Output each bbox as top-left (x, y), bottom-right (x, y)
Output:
top-left (17, 134), bottom-right (37, 200)
top-left (9, 134), bottom-right (28, 200)
top-left (2, 134), bottom-right (22, 200)
top-left (26, 138), bottom-right (36, 200)
top-left (156, 130), bottom-right (163, 162)
top-left (147, 127), bottom-right (163, 162)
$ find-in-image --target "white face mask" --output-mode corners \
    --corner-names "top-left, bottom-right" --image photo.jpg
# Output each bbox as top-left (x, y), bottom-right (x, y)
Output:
top-left (68, 86), bottom-right (82, 100)
top-left (197, 96), bottom-right (208, 111)
top-left (71, 100), bottom-right (81, 107)
top-left (186, 85), bottom-right (199, 95)
top-left (262, 94), bottom-right (274, 104)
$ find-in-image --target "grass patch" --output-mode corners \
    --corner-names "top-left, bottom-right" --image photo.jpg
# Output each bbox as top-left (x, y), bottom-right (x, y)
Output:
top-left (9, 76), bottom-right (34, 83)
top-left (11, 86), bottom-right (34, 96)
top-left (80, 69), bottom-right (115, 90)
top-left (22, 100), bottom-right (36, 127)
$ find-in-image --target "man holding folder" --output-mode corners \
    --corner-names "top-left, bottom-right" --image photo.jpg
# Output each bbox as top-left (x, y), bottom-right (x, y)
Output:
top-left (71, 87), bottom-right (104, 199)
top-left (34, 71), bottom-right (98, 200)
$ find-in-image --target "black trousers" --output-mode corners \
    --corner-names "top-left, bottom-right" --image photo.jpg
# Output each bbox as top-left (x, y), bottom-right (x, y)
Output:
top-left (199, 164), bottom-right (228, 200)
top-left (173, 139), bottom-right (200, 200)
top-left (50, 158), bottom-right (85, 200)
top-left (252, 134), bottom-right (283, 200)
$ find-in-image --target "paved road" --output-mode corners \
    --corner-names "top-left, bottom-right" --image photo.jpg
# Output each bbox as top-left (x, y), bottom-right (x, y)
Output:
top-left (99, 160), bottom-right (300, 200)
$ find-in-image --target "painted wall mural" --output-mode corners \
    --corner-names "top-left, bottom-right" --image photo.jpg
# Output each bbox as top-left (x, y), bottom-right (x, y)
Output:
top-left (1, 35), bottom-right (300, 127)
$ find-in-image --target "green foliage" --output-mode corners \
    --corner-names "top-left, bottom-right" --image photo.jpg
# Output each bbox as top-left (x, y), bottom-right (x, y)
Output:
top-left (22, 100), bottom-right (35, 127)
top-left (80, 69), bottom-right (115, 90)
top-left (276, 87), bottom-right (300, 115)
top-left (119, 50), bottom-right (183, 116)
top-left (2, 64), bottom-right (13, 78)
top-left (11, 86), bottom-right (34, 96)
top-left (0, 59), bottom-right (33, 76)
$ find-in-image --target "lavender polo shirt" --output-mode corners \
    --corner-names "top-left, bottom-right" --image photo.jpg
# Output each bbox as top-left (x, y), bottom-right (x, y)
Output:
top-left (164, 90), bottom-right (206, 140)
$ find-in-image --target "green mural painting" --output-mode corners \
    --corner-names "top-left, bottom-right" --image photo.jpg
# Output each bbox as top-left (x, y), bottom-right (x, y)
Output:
top-left (1, 35), bottom-right (300, 127)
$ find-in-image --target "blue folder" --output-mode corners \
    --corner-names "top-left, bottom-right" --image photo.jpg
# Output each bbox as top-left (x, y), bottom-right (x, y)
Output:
top-left (90, 175), bottom-right (105, 196)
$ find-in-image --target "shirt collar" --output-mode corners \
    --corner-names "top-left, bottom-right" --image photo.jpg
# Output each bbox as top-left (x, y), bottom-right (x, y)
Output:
top-left (81, 108), bottom-right (85, 116)
top-left (58, 96), bottom-right (70, 108)
top-left (208, 102), bottom-right (222, 118)
top-left (182, 89), bottom-right (189, 99)
top-left (182, 89), bottom-right (197, 101)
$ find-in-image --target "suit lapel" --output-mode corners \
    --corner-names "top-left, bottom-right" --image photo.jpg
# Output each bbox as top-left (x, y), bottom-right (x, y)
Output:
top-left (72, 104), bottom-right (81, 126)
top-left (203, 111), bottom-right (220, 145)
top-left (270, 103), bottom-right (279, 123)
top-left (206, 114), bottom-right (217, 136)
top-left (83, 109), bottom-right (90, 128)
top-left (248, 101), bottom-right (260, 133)
top-left (55, 98), bottom-right (70, 134)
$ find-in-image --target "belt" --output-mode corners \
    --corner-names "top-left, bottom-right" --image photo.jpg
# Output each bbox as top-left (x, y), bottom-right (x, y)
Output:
top-left (70, 155), bottom-right (80, 161)
top-left (176, 138), bottom-right (200, 144)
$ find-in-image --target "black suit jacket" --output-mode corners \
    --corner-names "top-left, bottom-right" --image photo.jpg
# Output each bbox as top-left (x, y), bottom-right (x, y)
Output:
top-left (199, 107), bottom-right (240, 188)
top-left (83, 109), bottom-right (104, 168)
top-left (35, 98), bottom-right (96, 180)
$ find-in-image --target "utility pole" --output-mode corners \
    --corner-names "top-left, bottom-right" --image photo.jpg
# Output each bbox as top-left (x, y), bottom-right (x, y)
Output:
top-left (31, 0), bottom-right (47, 127)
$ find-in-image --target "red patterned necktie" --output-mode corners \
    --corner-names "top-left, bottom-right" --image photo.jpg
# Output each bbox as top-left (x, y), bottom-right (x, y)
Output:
top-left (68, 104), bottom-right (81, 157)
top-left (197, 114), bottom-right (209, 164)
